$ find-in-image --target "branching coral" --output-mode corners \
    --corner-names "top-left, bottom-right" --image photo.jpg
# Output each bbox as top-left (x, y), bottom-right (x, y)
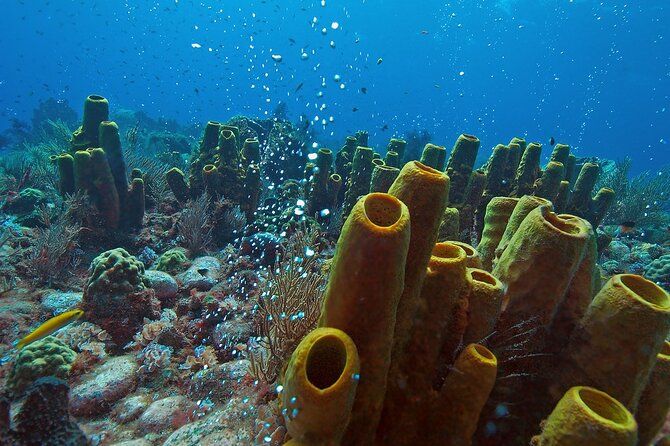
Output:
top-left (26, 212), bottom-right (80, 285)
top-left (177, 193), bottom-right (213, 255)
top-left (247, 227), bottom-right (325, 385)
top-left (599, 158), bottom-right (670, 226)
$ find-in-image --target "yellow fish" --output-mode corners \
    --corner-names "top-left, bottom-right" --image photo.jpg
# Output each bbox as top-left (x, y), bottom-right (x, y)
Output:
top-left (15, 309), bottom-right (84, 350)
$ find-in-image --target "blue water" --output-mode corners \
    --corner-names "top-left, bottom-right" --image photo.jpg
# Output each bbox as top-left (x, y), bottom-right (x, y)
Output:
top-left (1, 0), bottom-right (668, 172)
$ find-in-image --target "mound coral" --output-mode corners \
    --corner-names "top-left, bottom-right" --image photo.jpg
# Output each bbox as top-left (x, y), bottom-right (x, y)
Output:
top-left (81, 248), bottom-right (159, 346)
top-left (6, 336), bottom-right (77, 396)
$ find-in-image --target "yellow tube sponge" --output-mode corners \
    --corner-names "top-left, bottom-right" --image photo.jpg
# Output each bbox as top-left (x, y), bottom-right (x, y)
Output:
top-left (556, 275), bottom-right (670, 411)
top-left (533, 386), bottom-right (637, 446)
top-left (318, 192), bottom-right (411, 446)
top-left (428, 344), bottom-right (498, 445)
top-left (493, 206), bottom-right (591, 327)
top-left (462, 268), bottom-right (505, 345)
top-left (281, 327), bottom-right (360, 446)
top-left (476, 196), bottom-right (519, 271)
top-left (451, 241), bottom-right (483, 269)
top-left (636, 340), bottom-right (670, 446)
top-left (494, 195), bottom-right (552, 267)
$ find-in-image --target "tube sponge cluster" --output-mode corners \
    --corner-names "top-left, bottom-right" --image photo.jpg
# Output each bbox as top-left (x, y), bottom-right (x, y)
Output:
top-left (166, 120), bottom-right (262, 222)
top-left (280, 152), bottom-right (670, 445)
top-left (56, 95), bottom-right (145, 230)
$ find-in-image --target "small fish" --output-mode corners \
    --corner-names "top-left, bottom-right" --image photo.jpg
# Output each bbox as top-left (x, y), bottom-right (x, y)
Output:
top-left (420, 30), bottom-right (430, 35)
top-left (381, 124), bottom-right (389, 131)
top-left (360, 87), bottom-right (367, 94)
top-left (295, 82), bottom-right (304, 92)
top-left (549, 136), bottom-right (555, 146)
top-left (352, 107), bottom-right (359, 112)
top-left (15, 309), bottom-right (84, 350)
top-left (377, 57), bottom-right (383, 65)
top-left (289, 38), bottom-right (296, 44)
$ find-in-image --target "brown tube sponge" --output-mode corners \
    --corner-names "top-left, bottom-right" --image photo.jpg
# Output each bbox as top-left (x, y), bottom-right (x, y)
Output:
top-left (318, 193), bottom-right (411, 446)
top-left (533, 386), bottom-right (637, 446)
top-left (556, 275), bottom-right (670, 411)
top-left (429, 344), bottom-right (498, 445)
top-left (636, 340), bottom-right (670, 446)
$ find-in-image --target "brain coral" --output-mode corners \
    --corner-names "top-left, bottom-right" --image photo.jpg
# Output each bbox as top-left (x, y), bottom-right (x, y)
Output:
top-left (645, 254), bottom-right (670, 288)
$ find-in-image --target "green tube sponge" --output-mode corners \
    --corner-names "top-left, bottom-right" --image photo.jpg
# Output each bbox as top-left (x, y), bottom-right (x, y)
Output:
top-left (458, 168), bottom-right (487, 236)
top-left (636, 341), bottom-right (670, 446)
top-left (126, 177), bottom-right (145, 228)
top-left (202, 164), bottom-right (219, 193)
top-left (476, 196), bottom-right (519, 271)
top-left (318, 193), bottom-right (411, 446)
top-left (281, 327), bottom-right (360, 446)
top-left (89, 147), bottom-right (120, 230)
top-left (565, 154), bottom-right (577, 185)
top-left (446, 134), bottom-right (480, 206)
top-left (428, 344), bottom-right (498, 445)
top-left (589, 187), bottom-right (615, 228)
top-left (494, 195), bottom-right (552, 266)
top-left (566, 162), bottom-right (600, 217)
top-left (326, 174), bottom-right (342, 212)
top-left (462, 268), bottom-right (505, 345)
top-left (73, 150), bottom-right (94, 196)
top-left (56, 153), bottom-right (75, 196)
top-left (308, 149), bottom-right (334, 215)
top-left (533, 161), bottom-right (565, 201)
top-left (549, 143), bottom-right (571, 167)
top-left (556, 274), bottom-right (670, 412)
top-left (71, 95), bottom-right (109, 150)
top-left (482, 144), bottom-right (511, 198)
top-left (512, 142), bottom-right (542, 196)
top-left (533, 386), bottom-right (637, 446)
top-left (166, 167), bottom-right (191, 202)
top-left (6, 336), bottom-right (77, 397)
top-left (242, 137), bottom-right (261, 165)
top-left (384, 150), bottom-right (399, 168)
top-left (369, 164), bottom-right (400, 193)
top-left (420, 143), bottom-right (447, 171)
top-left (99, 120), bottom-right (128, 209)
top-left (554, 180), bottom-right (571, 213)
top-left (217, 128), bottom-right (239, 168)
top-left (437, 207), bottom-right (460, 242)
top-left (245, 164), bottom-right (261, 222)
top-left (355, 130), bottom-right (369, 147)
top-left (342, 146), bottom-right (374, 219)
top-left (387, 138), bottom-right (406, 161)
top-left (499, 141), bottom-right (522, 197)
top-left (494, 206), bottom-right (591, 327)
